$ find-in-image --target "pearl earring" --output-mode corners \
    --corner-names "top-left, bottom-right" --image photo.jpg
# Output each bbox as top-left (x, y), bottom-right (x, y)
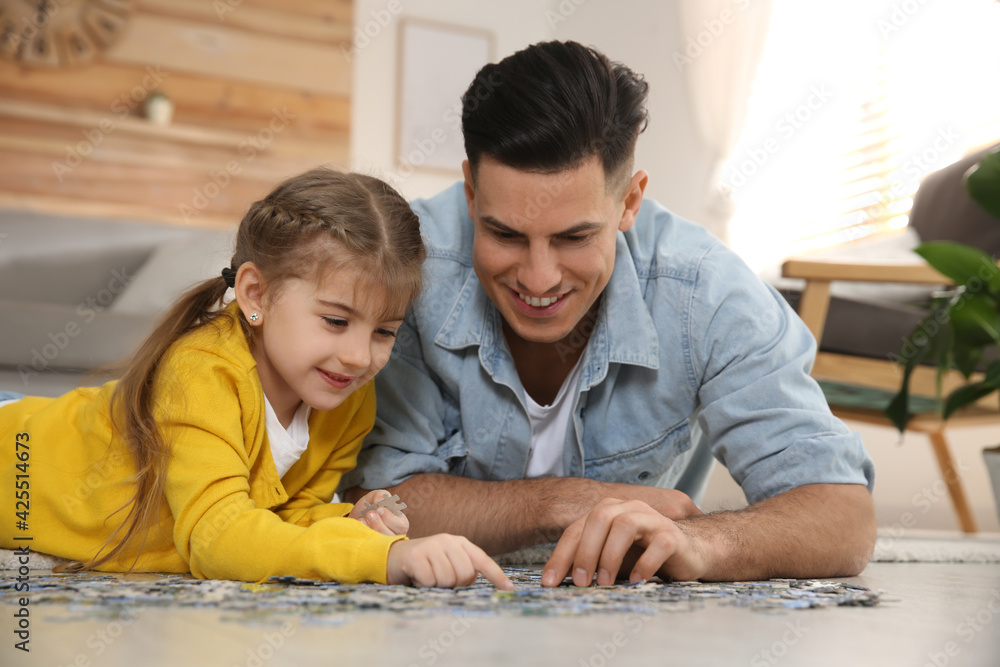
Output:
top-left (249, 313), bottom-right (259, 322)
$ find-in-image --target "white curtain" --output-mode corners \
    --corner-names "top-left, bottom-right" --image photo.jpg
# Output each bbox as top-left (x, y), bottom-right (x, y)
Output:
top-left (676, 0), bottom-right (773, 231)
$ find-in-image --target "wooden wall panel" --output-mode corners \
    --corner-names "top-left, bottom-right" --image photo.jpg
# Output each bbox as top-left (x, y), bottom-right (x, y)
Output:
top-left (106, 15), bottom-right (350, 96)
top-left (138, 0), bottom-right (352, 44)
top-left (0, 0), bottom-right (353, 228)
top-left (238, 0), bottom-right (353, 23)
top-left (0, 61), bottom-right (351, 133)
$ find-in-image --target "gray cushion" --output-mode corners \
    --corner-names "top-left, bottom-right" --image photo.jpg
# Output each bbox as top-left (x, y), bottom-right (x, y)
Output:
top-left (779, 288), bottom-right (927, 361)
top-left (0, 209), bottom-right (231, 373)
top-left (908, 143), bottom-right (1000, 253)
top-left (0, 299), bottom-right (153, 372)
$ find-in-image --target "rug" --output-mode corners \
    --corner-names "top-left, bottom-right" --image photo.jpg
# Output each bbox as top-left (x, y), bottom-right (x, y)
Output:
top-left (0, 568), bottom-right (880, 625)
top-left (869, 531), bottom-right (1000, 563)
top-left (498, 531), bottom-right (1000, 566)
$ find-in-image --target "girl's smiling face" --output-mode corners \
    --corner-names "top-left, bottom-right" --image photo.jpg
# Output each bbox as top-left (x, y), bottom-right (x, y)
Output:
top-left (236, 265), bottom-right (403, 427)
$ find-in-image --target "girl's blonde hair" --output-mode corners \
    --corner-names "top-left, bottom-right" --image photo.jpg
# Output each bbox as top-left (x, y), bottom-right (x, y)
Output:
top-left (77, 168), bottom-right (424, 571)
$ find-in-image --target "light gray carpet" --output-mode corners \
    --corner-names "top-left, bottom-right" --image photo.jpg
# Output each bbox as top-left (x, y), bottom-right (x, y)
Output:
top-left (5, 531), bottom-right (999, 572)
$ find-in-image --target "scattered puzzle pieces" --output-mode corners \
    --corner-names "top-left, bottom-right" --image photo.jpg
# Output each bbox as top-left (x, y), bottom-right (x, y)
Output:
top-left (0, 569), bottom-right (883, 626)
top-left (363, 494), bottom-right (407, 516)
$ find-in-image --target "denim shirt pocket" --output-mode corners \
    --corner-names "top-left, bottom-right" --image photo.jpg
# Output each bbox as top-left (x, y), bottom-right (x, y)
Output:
top-left (583, 419), bottom-right (692, 485)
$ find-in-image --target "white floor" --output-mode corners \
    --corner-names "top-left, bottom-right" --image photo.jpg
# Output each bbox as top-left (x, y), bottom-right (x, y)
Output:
top-left (7, 562), bottom-right (1000, 667)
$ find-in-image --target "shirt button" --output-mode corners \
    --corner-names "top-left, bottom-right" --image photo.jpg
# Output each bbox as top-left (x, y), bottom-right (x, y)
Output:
top-left (638, 471), bottom-right (650, 481)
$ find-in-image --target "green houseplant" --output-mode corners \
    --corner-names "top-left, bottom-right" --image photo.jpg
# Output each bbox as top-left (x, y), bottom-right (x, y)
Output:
top-left (886, 147), bottom-right (1000, 522)
top-left (886, 148), bottom-right (1000, 430)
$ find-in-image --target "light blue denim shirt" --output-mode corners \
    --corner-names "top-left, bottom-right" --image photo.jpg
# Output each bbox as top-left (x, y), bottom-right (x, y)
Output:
top-left (342, 183), bottom-right (874, 504)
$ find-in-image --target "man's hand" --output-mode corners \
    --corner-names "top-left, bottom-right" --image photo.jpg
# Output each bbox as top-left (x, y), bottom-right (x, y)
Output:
top-left (541, 498), bottom-right (707, 587)
top-left (591, 483), bottom-right (702, 522)
top-left (541, 484), bottom-right (875, 585)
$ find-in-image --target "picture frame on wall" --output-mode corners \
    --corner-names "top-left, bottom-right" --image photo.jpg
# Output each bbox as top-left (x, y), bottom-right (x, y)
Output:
top-left (396, 18), bottom-right (495, 175)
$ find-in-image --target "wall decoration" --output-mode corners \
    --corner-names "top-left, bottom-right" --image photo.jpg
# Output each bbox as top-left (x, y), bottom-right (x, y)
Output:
top-left (396, 18), bottom-right (493, 174)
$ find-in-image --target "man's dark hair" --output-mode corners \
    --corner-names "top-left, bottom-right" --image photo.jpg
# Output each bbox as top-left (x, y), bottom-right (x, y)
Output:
top-left (461, 40), bottom-right (649, 192)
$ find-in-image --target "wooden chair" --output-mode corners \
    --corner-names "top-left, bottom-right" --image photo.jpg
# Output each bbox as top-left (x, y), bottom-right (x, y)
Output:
top-left (781, 257), bottom-right (1000, 533)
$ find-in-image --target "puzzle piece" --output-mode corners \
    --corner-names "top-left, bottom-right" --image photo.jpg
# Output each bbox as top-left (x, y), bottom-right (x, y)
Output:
top-left (363, 494), bottom-right (407, 516)
top-left (0, 569), bottom-right (883, 621)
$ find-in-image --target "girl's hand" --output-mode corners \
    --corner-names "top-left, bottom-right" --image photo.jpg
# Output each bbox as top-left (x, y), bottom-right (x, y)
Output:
top-left (349, 489), bottom-right (409, 536)
top-left (386, 534), bottom-right (514, 591)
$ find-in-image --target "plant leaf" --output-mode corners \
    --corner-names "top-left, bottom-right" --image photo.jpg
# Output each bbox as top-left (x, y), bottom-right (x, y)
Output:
top-left (953, 346), bottom-right (982, 378)
top-left (942, 360), bottom-right (1000, 419)
top-left (885, 387), bottom-right (913, 432)
top-left (885, 302), bottom-right (951, 431)
top-left (915, 242), bottom-right (1000, 293)
top-left (949, 292), bottom-right (1000, 346)
top-left (966, 149), bottom-right (1000, 220)
top-left (985, 359), bottom-right (1000, 387)
top-left (943, 381), bottom-right (997, 419)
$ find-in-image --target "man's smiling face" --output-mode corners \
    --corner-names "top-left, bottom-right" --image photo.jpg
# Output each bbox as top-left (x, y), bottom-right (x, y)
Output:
top-left (465, 156), bottom-right (642, 345)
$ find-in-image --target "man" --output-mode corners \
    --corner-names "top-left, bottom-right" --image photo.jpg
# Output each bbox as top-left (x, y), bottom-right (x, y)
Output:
top-left (343, 41), bottom-right (875, 586)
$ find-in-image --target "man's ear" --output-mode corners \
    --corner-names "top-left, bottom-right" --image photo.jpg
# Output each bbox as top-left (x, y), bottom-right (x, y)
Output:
top-left (462, 159), bottom-right (476, 221)
top-left (618, 170), bottom-right (649, 233)
top-left (234, 262), bottom-right (266, 325)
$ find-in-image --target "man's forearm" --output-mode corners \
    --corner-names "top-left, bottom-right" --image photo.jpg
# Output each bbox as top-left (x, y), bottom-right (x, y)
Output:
top-left (365, 474), bottom-right (590, 554)
top-left (677, 483), bottom-right (876, 581)
top-left (347, 473), bottom-right (698, 555)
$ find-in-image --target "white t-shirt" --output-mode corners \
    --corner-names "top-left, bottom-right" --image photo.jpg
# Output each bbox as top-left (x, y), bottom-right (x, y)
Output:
top-left (263, 396), bottom-right (312, 478)
top-left (524, 358), bottom-right (585, 478)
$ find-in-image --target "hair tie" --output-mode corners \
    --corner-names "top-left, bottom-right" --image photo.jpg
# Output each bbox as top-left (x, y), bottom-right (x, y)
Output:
top-left (221, 266), bottom-right (238, 288)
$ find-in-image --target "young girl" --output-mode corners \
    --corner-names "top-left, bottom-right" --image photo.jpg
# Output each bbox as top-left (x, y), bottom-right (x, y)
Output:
top-left (0, 168), bottom-right (512, 591)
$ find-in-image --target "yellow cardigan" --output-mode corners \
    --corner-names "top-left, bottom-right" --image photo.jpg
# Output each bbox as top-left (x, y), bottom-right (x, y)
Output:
top-left (0, 303), bottom-right (403, 583)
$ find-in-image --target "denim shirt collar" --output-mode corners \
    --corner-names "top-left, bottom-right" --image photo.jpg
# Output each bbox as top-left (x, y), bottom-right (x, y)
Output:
top-left (433, 234), bottom-right (659, 392)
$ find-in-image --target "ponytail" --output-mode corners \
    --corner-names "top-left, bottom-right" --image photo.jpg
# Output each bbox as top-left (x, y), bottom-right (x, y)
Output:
top-left (74, 275), bottom-right (233, 571)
